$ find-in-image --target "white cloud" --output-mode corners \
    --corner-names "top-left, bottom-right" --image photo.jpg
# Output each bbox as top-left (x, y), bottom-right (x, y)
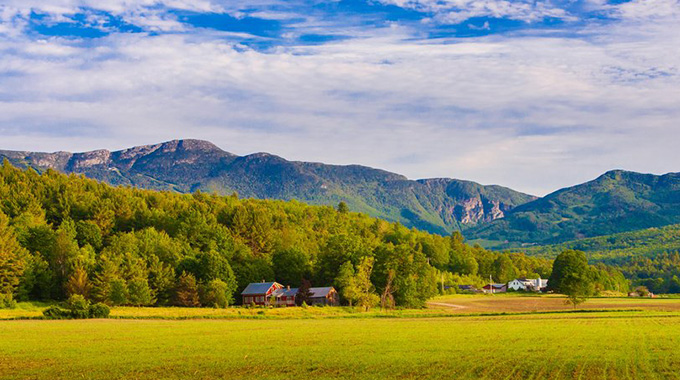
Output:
top-left (378, 0), bottom-right (575, 24)
top-left (0, 1), bottom-right (678, 196)
top-left (615, 0), bottom-right (680, 20)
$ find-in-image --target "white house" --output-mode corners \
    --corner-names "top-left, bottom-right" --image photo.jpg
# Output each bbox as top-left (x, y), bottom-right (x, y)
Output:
top-left (507, 277), bottom-right (548, 292)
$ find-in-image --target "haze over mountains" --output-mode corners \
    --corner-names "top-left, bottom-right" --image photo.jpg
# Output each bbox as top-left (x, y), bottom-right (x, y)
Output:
top-left (2, 139), bottom-right (680, 247)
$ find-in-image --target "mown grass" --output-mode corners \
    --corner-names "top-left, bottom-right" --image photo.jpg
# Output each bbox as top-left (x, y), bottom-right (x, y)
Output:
top-left (429, 293), bottom-right (680, 313)
top-left (2, 311), bottom-right (680, 379)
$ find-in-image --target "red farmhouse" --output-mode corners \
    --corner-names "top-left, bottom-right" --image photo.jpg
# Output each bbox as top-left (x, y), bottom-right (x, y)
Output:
top-left (241, 282), bottom-right (284, 306)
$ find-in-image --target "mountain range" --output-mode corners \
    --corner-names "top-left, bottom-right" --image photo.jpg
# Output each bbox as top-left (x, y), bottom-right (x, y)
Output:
top-left (0, 139), bottom-right (534, 235)
top-left (2, 139), bottom-right (679, 247)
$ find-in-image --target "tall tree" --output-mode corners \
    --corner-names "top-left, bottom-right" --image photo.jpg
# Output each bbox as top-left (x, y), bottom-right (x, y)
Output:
top-left (354, 257), bottom-right (379, 311)
top-left (0, 212), bottom-right (27, 299)
top-left (549, 250), bottom-right (594, 308)
top-left (296, 279), bottom-right (313, 306)
top-left (65, 266), bottom-right (91, 298)
top-left (175, 272), bottom-right (200, 307)
top-left (272, 248), bottom-right (310, 288)
top-left (334, 261), bottom-right (357, 307)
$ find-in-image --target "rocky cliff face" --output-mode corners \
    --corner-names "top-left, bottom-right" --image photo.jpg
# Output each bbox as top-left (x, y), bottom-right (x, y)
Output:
top-left (0, 139), bottom-right (535, 234)
top-left (454, 198), bottom-right (506, 224)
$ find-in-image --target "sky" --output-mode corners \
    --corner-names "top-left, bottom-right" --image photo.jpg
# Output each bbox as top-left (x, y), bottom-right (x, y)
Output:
top-left (0, 0), bottom-right (678, 196)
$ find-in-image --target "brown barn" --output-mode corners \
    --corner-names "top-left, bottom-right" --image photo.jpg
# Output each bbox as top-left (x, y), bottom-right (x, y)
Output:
top-left (307, 287), bottom-right (339, 306)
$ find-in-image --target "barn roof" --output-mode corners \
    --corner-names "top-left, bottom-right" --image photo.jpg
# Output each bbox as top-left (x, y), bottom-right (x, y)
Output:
top-left (309, 287), bottom-right (335, 297)
top-left (241, 282), bottom-right (281, 295)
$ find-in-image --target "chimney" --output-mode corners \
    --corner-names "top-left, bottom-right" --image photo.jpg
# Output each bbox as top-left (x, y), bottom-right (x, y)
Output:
top-left (287, 286), bottom-right (290, 290)
top-left (261, 279), bottom-right (265, 283)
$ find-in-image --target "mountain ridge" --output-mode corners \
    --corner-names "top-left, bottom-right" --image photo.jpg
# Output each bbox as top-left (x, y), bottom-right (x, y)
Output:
top-left (0, 139), bottom-right (536, 235)
top-left (465, 168), bottom-right (680, 246)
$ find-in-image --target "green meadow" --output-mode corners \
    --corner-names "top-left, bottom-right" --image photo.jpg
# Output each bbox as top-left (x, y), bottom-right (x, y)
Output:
top-left (3, 296), bottom-right (680, 379)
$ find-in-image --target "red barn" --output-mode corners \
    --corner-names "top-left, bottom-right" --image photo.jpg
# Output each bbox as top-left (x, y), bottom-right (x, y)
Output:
top-left (482, 283), bottom-right (507, 293)
top-left (241, 282), bottom-right (283, 306)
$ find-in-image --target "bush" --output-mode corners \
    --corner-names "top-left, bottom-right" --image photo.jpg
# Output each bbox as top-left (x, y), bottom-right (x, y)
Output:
top-left (0, 293), bottom-right (17, 309)
top-left (43, 296), bottom-right (110, 319)
top-left (66, 294), bottom-right (91, 319)
top-left (43, 306), bottom-right (67, 319)
top-left (88, 303), bottom-right (110, 318)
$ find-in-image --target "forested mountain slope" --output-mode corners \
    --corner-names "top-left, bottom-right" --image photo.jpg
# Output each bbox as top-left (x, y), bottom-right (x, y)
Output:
top-left (0, 139), bottom-right (535, 235)
top-left (466, 170), bottom-right (680, 246)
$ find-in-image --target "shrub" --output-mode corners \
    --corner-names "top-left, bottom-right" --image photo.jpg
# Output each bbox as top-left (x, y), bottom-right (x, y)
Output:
top-left (43, 300), bottom-right (110, 319)
top-left (43, 306), bottom-right (67, 319)
top-left (88, 303), bottom-right (110, 318)
top-left (0, 293), bottom-right (17, 309)
top-left (66, 294), bottom-right (91, 319)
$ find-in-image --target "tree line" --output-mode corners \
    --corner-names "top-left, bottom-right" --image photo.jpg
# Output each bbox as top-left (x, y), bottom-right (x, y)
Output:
top-left (0, 162), bottom-right (628, 309)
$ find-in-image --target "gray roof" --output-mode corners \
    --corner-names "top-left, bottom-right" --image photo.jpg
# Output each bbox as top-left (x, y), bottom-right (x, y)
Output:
top-left (485, 283), bottom-right (506, 289)
top-left (241, 282), bottom-right (281, 295)
top-left (283, 288), bottom-right (299, 297)
top-left (309, 287), bottom-right (335, 298)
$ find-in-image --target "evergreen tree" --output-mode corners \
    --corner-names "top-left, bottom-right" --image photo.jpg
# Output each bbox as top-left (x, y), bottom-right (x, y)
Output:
top-left (65, 266), bottom-right (91, 298)
top-left (109, 278), bottom-right (128, 306)
top-left (175, 272), bottom-right (200, 307)
top-left (296, 279), bottom-right (313, 306)
top-left (127, 277), bottom-right (154, 306)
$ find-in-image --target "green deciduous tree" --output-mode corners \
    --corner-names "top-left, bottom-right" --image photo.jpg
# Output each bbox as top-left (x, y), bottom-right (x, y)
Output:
top-left (334, 261), bottom-right (357, 307)
top-left (201, 279), bottom-right (231, 308)
top-left (549, 250), bottom-right (594, 308)
top-left (0, 212), bottom-right (27, 299)
top-left (273, 248), bottom-right (311, 288)
top-left (354, 257), bottom-right (379, 311)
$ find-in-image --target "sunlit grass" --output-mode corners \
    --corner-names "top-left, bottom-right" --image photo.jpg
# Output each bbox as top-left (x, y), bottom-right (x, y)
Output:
top-left (2, 311), bottom-right (680, 379)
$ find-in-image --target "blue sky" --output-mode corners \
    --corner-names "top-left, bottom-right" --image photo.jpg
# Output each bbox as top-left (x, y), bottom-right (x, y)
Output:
top-left (0, 0), bottom-right (679, 195)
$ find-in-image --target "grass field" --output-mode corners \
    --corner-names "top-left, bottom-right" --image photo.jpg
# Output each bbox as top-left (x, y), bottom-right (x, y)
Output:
top-left (3, 296), bottom-right (680, 379)
top-left (428, 294), bottom-right (680, 313)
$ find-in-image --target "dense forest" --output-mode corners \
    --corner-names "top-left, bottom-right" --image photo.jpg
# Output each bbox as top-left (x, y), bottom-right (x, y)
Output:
top-left (0, 162), bottom-right (628, 309)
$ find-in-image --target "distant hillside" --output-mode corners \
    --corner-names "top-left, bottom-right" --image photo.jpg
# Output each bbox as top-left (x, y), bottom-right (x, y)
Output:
top-left (0, 139), bottom-right (535, 234)
top-left (466, 170), bottom-right (680, 246)
top-left (522, 224), bottom-right (680, 262)
top-left (521, 224), bottom-right (680, 294)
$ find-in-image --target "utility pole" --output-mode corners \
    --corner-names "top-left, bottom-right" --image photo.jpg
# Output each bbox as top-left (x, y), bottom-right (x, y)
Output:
top-left (489, 274), bottom-right (493, 294)
top-left (441, 272), bottom-right (444, 294)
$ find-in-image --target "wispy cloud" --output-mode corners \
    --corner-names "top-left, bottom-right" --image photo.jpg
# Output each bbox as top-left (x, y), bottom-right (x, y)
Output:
top-left (378, 0), bottom-right (576, 24)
